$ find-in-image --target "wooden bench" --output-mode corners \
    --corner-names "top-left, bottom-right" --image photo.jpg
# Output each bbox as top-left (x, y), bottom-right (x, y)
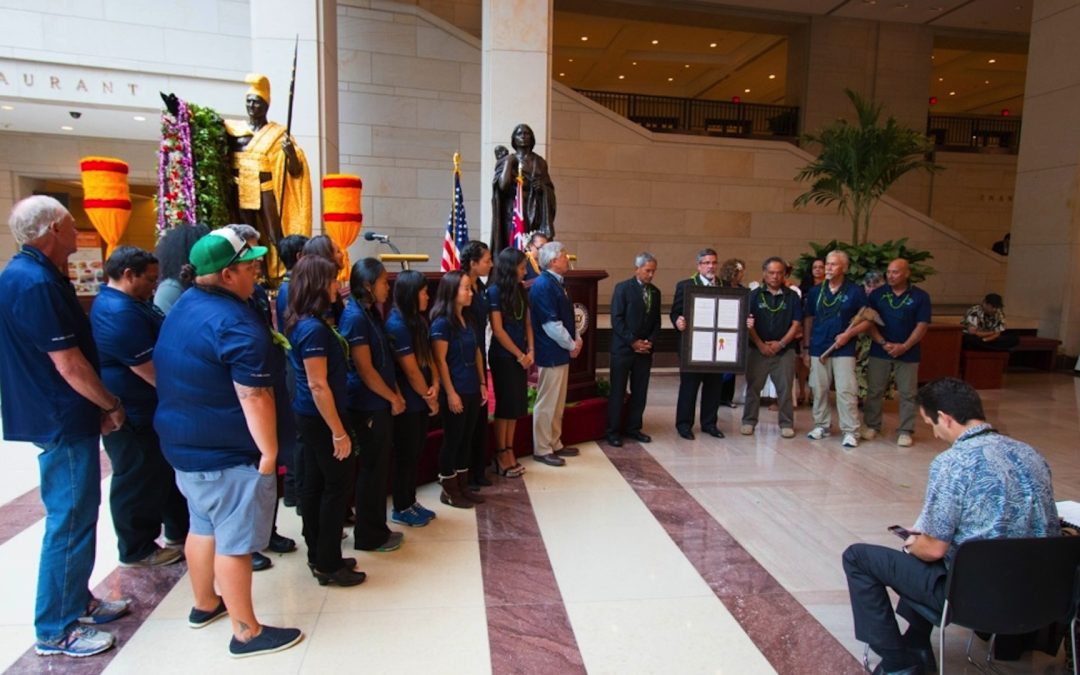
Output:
top-left (1008, 336), bottom-right (1062, 371)
top-left (961, 350), bottom-right (1010, 389)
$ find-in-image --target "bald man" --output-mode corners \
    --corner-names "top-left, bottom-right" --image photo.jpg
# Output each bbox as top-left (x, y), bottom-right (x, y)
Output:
top-left (863, 259), bottom-right (932, 447)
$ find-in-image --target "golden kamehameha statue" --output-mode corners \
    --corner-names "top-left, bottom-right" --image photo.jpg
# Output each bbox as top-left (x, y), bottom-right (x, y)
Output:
top-left (225, 74), bottom-right (312, 250)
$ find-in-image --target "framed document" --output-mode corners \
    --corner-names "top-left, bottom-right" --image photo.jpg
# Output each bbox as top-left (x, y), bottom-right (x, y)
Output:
top-left (680, 286), bottom-right (749, 373)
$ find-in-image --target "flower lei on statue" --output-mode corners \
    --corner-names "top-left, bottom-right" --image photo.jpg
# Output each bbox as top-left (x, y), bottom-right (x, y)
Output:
top-left (156, 98), bottom-right (230, 237)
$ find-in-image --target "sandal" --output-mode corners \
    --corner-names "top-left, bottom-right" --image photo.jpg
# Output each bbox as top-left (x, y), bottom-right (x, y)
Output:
top-left (493, 448), bottom-right (526, 478)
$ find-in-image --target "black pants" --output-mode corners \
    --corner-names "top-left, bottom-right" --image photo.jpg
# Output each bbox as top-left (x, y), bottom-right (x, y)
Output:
top-left (842, 542), bottom-right (948, 652)
top-left (349, 408), bottom-right (393, 550)
top-left (606, 352), bottom-right (652, 435)
top-left (468, 383), bottom-right (490, 479)
top-left (296, 413), bottom-right (355, 572)
top-left (101, 422), bottom-right (188, 562)
top-left (392, 410), bottom-right (429, 512)
top-left (440, 392), bottom-right (481, 476)
top-left (283, 361), bottom-right (304, 502)
top-left (675, 371), bottom-right (723, 432)
top-left (963, 333), bottom-right (1019, 351)
top-left (718, 372), bottom-right (736, 405)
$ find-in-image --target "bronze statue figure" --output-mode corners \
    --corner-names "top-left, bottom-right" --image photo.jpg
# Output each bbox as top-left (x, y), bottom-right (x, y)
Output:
top-left (491, 123), bottom-right (556, 252)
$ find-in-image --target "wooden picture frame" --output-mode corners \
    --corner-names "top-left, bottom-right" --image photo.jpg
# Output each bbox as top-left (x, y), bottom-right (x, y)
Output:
top-left (679, 286), bottom-right (749, 373)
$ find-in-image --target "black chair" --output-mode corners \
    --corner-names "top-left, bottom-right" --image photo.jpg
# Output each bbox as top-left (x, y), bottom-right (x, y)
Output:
top-left (911, 536), bottom-right (1080, 674)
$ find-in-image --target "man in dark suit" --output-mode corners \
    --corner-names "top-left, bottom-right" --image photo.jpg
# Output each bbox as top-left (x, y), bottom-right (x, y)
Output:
top-left (671, 248), bottom-right (725, 439)
top-left (606, 253), bottom-right (661, 447)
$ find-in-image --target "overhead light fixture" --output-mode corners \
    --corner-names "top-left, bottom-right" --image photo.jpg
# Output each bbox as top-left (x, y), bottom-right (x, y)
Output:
top-left (632, 61), bottom-right (637, 66)
top-left (938, 77), bottom-right (944, 82)
top-left (559, 72), bottom-right (565, 77)
top-left (60, 125), bottom-right (74, 131)
top-left (684, 64), bottom-right (690, 69)
top-left (709, 42), bottom-right (717, 48)
top-left (984, 80), bottom-right (990, 84)
top-left (988, 58), bottom-right (996, 63)
top-left (651, 39), bottom-right (659, 45)
top-left (667, 77), bottom-right (674, 82)
top-left (618, 75), bottom-right (625, 80)
top-left (744, 88), bottom-right (751, 93)
top-left (768, 74), bottom-right (776, 79)
top-left (133, 115), bottom-right (147, 122)
top-left (568, 58), bottom-right (574, 63)
top-left (0, 105), bottom-right (13, 111)
top-left (580, 36), bottom-right (588, 41)
top-left (896, 2), bottom-right (909, 7)
top-left (949, 91), bottom-right (956, 96)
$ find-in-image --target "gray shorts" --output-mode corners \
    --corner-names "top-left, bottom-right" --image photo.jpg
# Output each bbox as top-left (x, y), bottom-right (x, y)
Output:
top-left (175, 464), bottom-right (276, 556)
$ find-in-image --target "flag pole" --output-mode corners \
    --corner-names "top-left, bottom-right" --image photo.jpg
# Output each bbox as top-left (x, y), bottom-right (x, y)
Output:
top-left (275, 34), bottom-right (299, 246)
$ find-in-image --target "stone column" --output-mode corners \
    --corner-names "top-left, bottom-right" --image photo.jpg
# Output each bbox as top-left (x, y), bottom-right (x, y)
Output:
top-left (250, 0), bottom-right (339, 234)
top-left (1004, 0), bottom-right (1080, 355)
top-left (480, 0), bottom-right (553, 244)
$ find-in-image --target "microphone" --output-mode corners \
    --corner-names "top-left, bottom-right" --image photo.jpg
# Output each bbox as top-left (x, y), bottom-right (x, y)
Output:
top-left (363, 231), bottom-right (390, 243)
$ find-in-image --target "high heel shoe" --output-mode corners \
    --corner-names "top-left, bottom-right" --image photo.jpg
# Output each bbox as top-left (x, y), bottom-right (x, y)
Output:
top-left (492, 448), bottom-right (526, 478)
top-left (312, 565), bottom-right (367, 587)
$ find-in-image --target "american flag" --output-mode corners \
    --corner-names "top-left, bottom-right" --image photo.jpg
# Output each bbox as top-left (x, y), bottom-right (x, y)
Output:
top-left (441, 161), bottom-right (469, 271)
top-left (511, 171), bottom-right (527, 251)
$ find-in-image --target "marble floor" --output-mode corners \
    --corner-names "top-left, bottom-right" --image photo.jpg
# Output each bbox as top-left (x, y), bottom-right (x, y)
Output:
top-left (0, 370), bottom-right (1077, 674)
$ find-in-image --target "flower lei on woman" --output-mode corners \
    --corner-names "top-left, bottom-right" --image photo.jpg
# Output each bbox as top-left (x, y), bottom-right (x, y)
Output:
top-left (156, 99), bottom-right (196, 236)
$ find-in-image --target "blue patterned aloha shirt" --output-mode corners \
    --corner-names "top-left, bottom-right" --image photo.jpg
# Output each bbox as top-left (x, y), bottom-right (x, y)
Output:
top-left (914, 423), bottom-right (1060, 564)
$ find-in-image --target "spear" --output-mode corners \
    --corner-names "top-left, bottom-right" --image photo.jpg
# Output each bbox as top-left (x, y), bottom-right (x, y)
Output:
top-left (275, 34), bottom-right (299, 245)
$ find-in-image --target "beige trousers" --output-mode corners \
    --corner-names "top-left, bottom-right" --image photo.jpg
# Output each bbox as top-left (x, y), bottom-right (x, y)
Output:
top-left (809, 356), bottom-right (861, 434)
top-left (533, 364), bottom-right (569, 455)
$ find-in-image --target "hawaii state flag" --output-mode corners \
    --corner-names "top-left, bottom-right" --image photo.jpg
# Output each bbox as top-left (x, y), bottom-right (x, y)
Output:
top-left (511, 171), bottom-right (527, 251)
top-left (441, 153), bottom-right (469, 272)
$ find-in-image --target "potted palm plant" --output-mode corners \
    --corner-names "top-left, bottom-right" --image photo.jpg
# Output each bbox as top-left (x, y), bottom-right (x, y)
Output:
top-left (794, 89), bottom-right (940, 245)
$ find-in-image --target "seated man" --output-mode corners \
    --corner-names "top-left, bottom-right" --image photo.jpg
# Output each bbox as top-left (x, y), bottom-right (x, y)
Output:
top-left (961, 293), bottom-right (1018, 351)
top-left (842, 377), bottom-right (1059, 675)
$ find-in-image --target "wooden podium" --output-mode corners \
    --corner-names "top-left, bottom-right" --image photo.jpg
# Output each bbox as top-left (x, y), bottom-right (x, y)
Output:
top-left (386, 269), bottom-right (608, 402)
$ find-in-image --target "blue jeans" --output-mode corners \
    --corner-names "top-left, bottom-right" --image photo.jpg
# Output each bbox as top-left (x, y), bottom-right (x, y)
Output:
top-left (33, 434), bottom-right (101, 641)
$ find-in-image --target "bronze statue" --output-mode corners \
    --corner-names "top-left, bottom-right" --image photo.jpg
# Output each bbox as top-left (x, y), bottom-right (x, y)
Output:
top-left (491, 123), bottom-right (556, 252)
top-left (224, 74), bottom-right (311, 247)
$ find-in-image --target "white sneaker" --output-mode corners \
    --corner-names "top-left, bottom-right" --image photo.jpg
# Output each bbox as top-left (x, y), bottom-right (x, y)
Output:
top-left (740, 424), bottom-right (754, 435)
top-left (807, 426), bottom-right (829, 440)
top-left (842, 433), bottom-right (859, 448)
top-left (780, 428), bottom-right (796, 439)
top-left (897, 433), bottom-right (913, 447)
top-left (860, 428), bottom-right (878, 441)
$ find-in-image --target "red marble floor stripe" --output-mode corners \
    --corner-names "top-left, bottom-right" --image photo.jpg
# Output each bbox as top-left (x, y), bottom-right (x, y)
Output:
top-left (601, 441), bottom-right (864, 675)
top-left (0, 451), bottom-right (112, 547)
top-left (5, 561), bottom-right (188, 674)
top-left (475, 478), bottom-right (586, 674)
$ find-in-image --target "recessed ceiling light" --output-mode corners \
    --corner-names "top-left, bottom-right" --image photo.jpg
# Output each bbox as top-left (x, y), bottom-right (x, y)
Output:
top-left (709, 42), bottom-right (717, 48)
top-left (863, 0), bottom-right (876, 4)
top-left (667, 77), bottom-right (674, 82)
top-left (896, 2), bottom-right (909, 7)
top-left (930, 5), bottom-right (943, 10)
top-left (684, 64), bottom-right (690, 68)
top-left (988, 58), bottom-right (996, 63)
top-left (618, 75), bottom-right (625, 80)
top-left (559, 72), bottom-right (565, 77)
top-left (632, 61), bottom-right (637, 66)
top-left (568, 58), bottom-right (574, 63)
top-left (984, 80), bottom-right (990, 84)
top-left (0, 105), bottom-right (13, 111)
top-left (651, 39), bottom-right (659, 45)
top-left (938, 77), bottom-right (944, 82)
top-left (60, 125), bottom-right (74, 131)
top-left (949, 91), bottom-right (956, 96)
top-left (744, 88), bottom-right (751, 93)
top-left (133, 115), bottom-right (146, 122)
top-left (580, 36), bottom-right (588, 41)
top-left (768, 74), bottom-right (776, 79)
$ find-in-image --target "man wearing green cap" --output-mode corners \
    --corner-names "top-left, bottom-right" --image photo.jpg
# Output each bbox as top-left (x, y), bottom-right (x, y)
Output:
top-left (153, 228), bottom-right (303, 658)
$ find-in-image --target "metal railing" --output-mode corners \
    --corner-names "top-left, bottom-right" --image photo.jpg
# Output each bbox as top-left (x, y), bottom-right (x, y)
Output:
top-left (926, 114), bottom-right (1022, 154)
top-left (576, 89), bottom-right (799, 141)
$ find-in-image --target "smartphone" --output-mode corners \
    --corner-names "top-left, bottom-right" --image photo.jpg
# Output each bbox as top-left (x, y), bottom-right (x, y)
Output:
top-left (888, 525), bottom-right (919, 539)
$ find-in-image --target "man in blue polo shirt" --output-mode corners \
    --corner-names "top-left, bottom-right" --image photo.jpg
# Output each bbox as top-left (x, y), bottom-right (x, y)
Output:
top-left (91, 246), bottom-right (187, 568)
top-left (0, 196), bottom-right (130, 658)
top-left (154, 229), bottom-right (302, 658)
top-left (803, 250), bottom-right (870, 448)
top-left (529, 241), bottom-right (582, 467)
top-left (863, 259), bottom-right (932, 448)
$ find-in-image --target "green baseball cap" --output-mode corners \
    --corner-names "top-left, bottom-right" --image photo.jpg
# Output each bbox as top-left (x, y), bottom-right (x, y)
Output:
top-left (189, 228), bottom-right (267, 275)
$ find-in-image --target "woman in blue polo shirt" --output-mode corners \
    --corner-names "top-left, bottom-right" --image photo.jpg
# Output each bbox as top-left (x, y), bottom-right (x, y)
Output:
top-left (285, 256), bottom-right (365, 587)
top-left (488, 248), bottom-right (533, 478)
top-left (431, 271), bottom-right (487, 508)
top-left (460, 241), bottom-right (493, 490)
top-left (385, 270), bottom-right (440, 528)
top-left (340, 258), bottom-right (406, 552)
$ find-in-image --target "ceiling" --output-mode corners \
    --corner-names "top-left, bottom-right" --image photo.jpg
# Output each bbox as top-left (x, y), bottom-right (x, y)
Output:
top-left (554, 0), bottom-right (1031, 115)
top-left (0, 99), bottom-right (161, 143)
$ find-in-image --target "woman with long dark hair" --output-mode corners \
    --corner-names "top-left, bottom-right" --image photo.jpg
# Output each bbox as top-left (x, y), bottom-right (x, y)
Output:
top-left (340, 258), bottom-right (406, 552)
top-left (285, 256), bottom-right (365, 586)
top-left (430, 271), bottom-right (487, 508)
top-left (488, 248), bottom-right (532, 477)
top-left (460, 241), bottom-right (493, 490)
top-left (153, 223), bottom-right (210, 315)
top-left (385, 271), bottom-right (440, 527)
